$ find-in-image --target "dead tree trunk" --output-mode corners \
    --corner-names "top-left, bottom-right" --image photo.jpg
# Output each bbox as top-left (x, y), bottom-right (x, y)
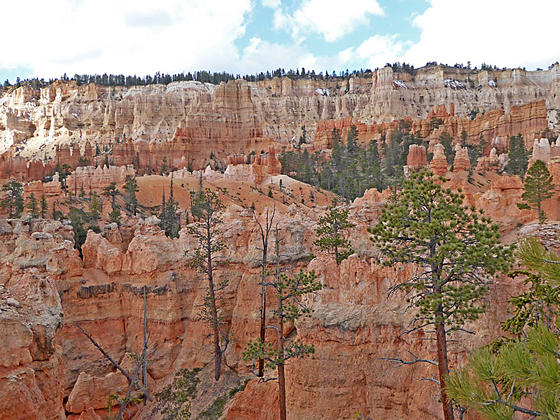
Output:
top-left (255, 208), bottom-right (275, 377)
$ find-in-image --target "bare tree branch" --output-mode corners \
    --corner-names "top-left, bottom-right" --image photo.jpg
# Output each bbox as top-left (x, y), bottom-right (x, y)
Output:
top-left (77, 325), bottom-right (133, 383)
top-left (382, 350), bottom-right (438, 367)
top-left (116, 349), bottom-right (146, 420)
top-left (419, 376), bottom-right (440, 385)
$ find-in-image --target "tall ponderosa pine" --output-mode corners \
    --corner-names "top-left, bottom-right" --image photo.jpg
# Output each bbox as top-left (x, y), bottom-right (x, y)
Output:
top-left (369, 169), bottom-right (513, 420)
top-left (243, 226), bottom-right (322, 420)
top-left (314, 202), bottom-right (355, 265)
top-left (25, 193), bottom-right (39, 218)
top-left (517, 160), bottom-right (554, 223)
top-left (159, 179), bottom-right (180, 238)
top-left (1, 179), bottom-right (24, 218)
top-left (90, 192), bottom-right (101, 221)
top-left (188, 189), bottom-right (227, 381)
top-left (505, 134), bottom-right (528, 177)
top-left (40, 193), bottom-right (48, 218)
top-left (448, 238), bottom-right (560, 419)
top-left (124, 175), bottom-right (139, 215)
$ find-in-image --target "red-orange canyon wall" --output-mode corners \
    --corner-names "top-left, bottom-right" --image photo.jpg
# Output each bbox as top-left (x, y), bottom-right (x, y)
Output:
top-left (2, 171), bottom-right (560, 419)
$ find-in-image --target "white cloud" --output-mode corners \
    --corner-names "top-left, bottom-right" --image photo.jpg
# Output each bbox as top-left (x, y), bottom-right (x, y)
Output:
top-left (261, 0), bottom-right (280, 8)
top-left (356, 34), bottom-right (408, 69)
top-left (274, 0), bottom-right (384, 43)
top-left (6, 0), bottom-right (557, 82)
top-left (403, 0), bottom-right (560, 69)
top-left (238, 37), bottom-right (317, 73)
top-left (0, 0), bottom-right (253, 78)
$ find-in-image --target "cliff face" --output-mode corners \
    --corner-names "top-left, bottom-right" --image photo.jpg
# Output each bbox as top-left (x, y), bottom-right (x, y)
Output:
top-left (1, 168), bottom-right (559, 419)
top-left (0, 219), bottom-right (81, 420)
top-left (315, 100), bottom-right (549, 153)
top-left (2, 65), bottom-right (560, 177)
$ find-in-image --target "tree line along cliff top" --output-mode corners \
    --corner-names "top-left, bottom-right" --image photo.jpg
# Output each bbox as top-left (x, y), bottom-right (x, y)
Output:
top-left (3, 61), bottom-right (560, 92)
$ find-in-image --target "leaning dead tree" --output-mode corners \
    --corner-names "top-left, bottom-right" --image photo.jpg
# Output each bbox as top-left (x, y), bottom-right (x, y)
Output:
top-left (78, 287), bottom-right (153, 419)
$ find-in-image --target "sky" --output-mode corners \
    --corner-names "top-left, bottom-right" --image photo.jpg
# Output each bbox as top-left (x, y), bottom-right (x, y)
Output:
top-left (1, 0), bottom-right (560, 83)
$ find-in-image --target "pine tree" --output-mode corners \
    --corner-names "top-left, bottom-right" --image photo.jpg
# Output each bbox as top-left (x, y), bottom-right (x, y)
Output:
top-left (505, 134), bottom-right (528, 177)
top-left (160, 156), bottom-right (168, 175)
top-left (1, 179), bottom-right (24, 218)
top-left (500, 238), bottom-right (560, 338)
top-left (298, 126), bottom-right (307, 147)
top-left (369, 169), bottom-right (513, 420)
top-left (89, 192), bottom-right (101, 221)
top-left (346, 125), bottom-right (359, 155)
top-left (253, 208), bottom-right (275, 377)
top-left (159, 179), bottom-right (180, 238)
top-left (25, 193), bottom-right (39, 218)
top-left (109, 207), bottom-right (121, 226)
top-left (367, 140), bottom-right (384, 192)
top-left (448, 324), bottom-right (560, 419)
top-left (517, 160), bottom-right (554, 223)
top-left (68, 207), bottom-right (89, 255)
top-left (448, 238), bottom-right (560, 419)
top-left (439, 132), bottom-right (454, 165)
top-left (124, 175), bottom-right (139, 215)
top-left (331, 128), bottom-right (343, 169)
top-left (313, 202), bottom-right (355, 265)
top-left (104, 182), bottom-right (120, 208)
top-left (40, 193), bottom-right (48, 218)
top-left (188, 189), bottom-right (226, 381)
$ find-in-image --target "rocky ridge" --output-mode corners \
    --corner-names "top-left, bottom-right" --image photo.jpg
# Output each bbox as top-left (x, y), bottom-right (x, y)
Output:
top-left (2, 64), bottom-right (560, 177)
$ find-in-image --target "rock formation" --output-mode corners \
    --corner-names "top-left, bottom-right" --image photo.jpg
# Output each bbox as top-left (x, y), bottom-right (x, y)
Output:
top-left (453, 145), bottom-right (471, 172)
top-left (1, 64), bottom-right (559, 182)
top-left (3, 63), bottom-right (560, 420)
top-left (476, 147), bottom-right (502, 172)
top-left (532, 137), bottom-right (552, 162)
top-left (406, 144), bottom-right (428, 169)
top-left (429, 144), bottom-right (448, 175)
top-left (66, 165), bottom-right (135, 194)
top-left (0, 219), bottom-right (79, 420)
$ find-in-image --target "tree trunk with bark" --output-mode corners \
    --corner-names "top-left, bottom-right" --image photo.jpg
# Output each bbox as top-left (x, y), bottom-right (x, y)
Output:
top-left (436, 313), bottom-right (454, 420)
top-left (207, 222), bottom-right (221, 381)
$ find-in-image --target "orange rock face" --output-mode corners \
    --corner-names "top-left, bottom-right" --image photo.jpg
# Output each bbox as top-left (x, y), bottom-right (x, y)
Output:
top-left (453, 146), bottom-right (471, 172)
top-left (0, 219), bottom-right (70, 420)
top-left (1, 161), bottom-right (560, 420)
top-left (430, 143), bottom-right (448, 175)
top-left (406, 144), bottom-right (428, 169)
top-left (66, 371), bottom-right (128, 414)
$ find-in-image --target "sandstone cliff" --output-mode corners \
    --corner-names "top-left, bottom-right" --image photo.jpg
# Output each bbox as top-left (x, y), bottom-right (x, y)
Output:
top-left (1, 166), bottom-right (559, 419)
top-left (2, 64), bottom-right (560, 181)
